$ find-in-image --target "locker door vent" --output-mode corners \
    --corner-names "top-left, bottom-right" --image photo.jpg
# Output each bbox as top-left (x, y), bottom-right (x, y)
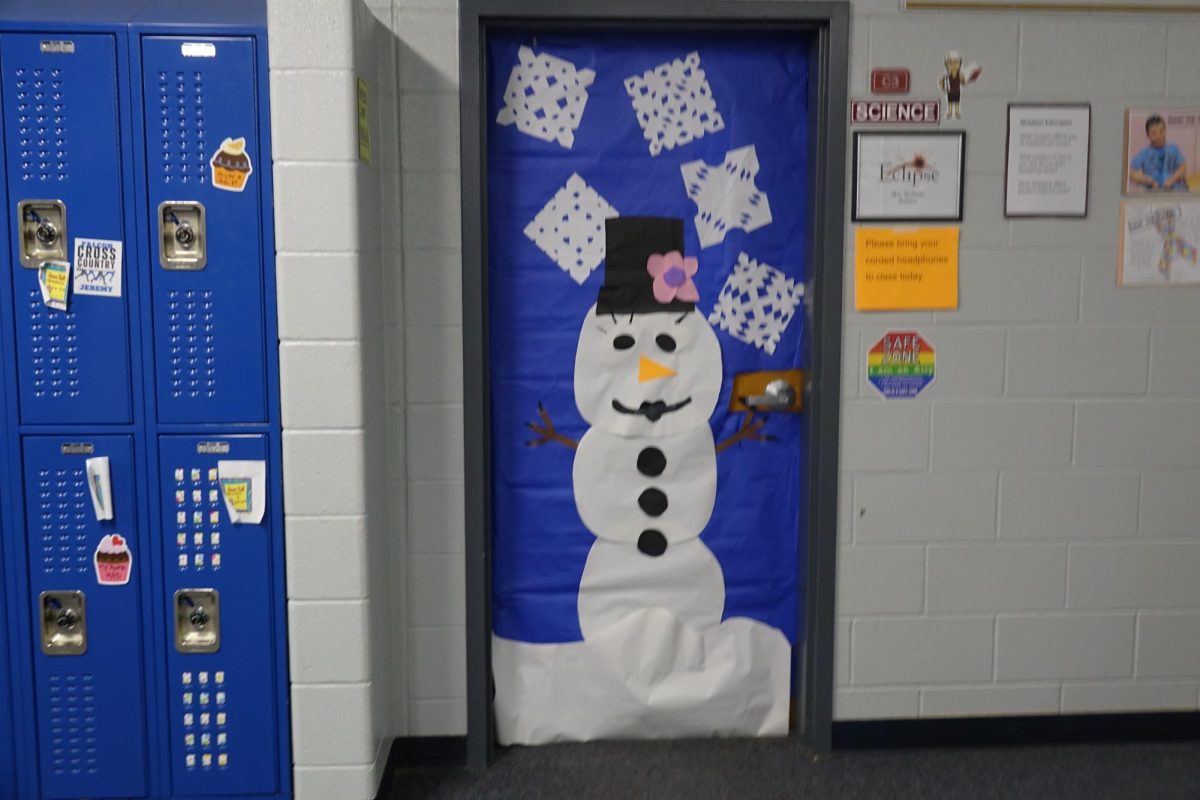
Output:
top-left (167, 289), bottom-right (216, 399)
top-left (14, 66), bottom-right (68, 183)
top-left (28, 289), bottom-right (81, 400)
top-left (36, 467), bottom-right (90, 575)
top-left (47, 673), bottom-right (98, 776)
top-left (157, 70), bottom-right (208, 185)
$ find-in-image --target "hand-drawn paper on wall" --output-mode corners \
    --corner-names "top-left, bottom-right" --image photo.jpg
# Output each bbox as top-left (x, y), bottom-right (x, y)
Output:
top-left (1119, 200), bottom-right (1200, 286)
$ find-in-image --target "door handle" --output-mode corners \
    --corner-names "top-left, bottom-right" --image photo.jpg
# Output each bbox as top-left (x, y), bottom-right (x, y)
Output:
top-left (743, 379), bottom-right (796, 411)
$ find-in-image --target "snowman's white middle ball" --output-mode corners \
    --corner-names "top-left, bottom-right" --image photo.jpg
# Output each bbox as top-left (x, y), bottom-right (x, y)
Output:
top-left (574, 303), bottom-right (723, 438)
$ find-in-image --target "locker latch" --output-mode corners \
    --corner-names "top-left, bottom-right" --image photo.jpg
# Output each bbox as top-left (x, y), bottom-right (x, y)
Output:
top-left (158, 201), bottom-right (207, 270)
top-left (18, 199), bottom-right (68, 268)
top-left (40, 591), bottom-right (87, 656)
top-left (174, 589), bottom-right (220, 653)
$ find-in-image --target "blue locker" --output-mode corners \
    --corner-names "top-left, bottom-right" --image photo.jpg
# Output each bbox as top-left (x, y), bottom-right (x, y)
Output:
top-left (0, 500), bottom-right (13, 800)
top-left (1, 33), bottom-right (134, 425)
top-left (141, 36), bottom-right (269, 425)
top-left (22, 436), bottom-right (149, 799)
top-left (158, 434), bottom-right (281, 796)
top-left (0, 86), bottom-right (15, 799)
top-left (0, 5), bottom-right (290, 798)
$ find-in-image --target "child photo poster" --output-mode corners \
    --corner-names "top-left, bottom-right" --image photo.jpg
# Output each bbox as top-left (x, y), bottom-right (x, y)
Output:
top-left (1124, 109), bottom-right (1200, 196)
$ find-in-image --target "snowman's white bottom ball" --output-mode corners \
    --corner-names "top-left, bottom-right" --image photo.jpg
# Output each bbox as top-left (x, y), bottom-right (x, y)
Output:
top-left (578, 538), bottom-right (725, 641)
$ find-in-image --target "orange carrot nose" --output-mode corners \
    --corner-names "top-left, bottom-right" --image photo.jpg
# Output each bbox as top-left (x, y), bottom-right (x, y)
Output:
top-left (638, 356), bottom-right (676, 382)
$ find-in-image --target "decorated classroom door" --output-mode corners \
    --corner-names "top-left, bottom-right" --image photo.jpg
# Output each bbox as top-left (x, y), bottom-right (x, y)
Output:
top-left (487, 29), bottom-right (812, 744)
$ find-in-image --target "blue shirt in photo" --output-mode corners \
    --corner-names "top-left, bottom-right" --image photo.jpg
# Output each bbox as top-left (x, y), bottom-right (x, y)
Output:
top-left (1131, 143), bottom-right (1188, 191)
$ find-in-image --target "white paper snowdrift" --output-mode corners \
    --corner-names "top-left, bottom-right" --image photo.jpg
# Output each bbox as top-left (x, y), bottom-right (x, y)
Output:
top-left (493, 608), bottom-right (791, 745)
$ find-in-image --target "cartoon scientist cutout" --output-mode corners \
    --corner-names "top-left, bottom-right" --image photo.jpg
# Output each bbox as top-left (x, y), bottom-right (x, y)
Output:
top-left (938, 50), bottom-right (981, 120)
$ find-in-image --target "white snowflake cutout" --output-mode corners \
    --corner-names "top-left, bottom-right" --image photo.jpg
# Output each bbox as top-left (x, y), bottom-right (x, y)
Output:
top-left (524, 173), bottom-right (619, 284)
top-left (681, 145), bottom-right (773, 249)
top-left (496, 46), bottom-right (596, 149)
top-left (624, 51), bottom-right (725, 157)
top-left (708, 252), bottom-right (804, 355)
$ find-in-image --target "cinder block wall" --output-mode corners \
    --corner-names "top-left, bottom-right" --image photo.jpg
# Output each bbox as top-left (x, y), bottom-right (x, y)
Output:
top-left (837, 1), bottom-right (1200, 719)
top-left (268, 0), bottom-right (404, 797)
top-left (392, 0), bottom-right (467, 736)
top-left (269, 2), bottom-right (1200, 790)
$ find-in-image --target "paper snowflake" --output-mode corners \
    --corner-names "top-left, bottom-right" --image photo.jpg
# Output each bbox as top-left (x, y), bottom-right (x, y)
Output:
top-left (624, 51), bottom-right (725, 157)
top-left (496, 46), bottom-right (596, 149)
top-left (524, 173), bottom-right (618, 284)
top-left (681, 145), bottom-right (773, 249)
top-left (708, 253), bottom-right (804, 355)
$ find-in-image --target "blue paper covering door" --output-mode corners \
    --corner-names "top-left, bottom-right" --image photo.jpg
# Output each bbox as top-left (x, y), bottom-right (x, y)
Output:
top-left (487, 29), bottom-right (812, 740)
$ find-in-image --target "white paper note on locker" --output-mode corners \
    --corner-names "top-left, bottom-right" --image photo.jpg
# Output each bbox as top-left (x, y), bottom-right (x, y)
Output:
top-left (85, 456), bottom-right (114, 521)
top-left (216, 460), bottom-right (266, 524)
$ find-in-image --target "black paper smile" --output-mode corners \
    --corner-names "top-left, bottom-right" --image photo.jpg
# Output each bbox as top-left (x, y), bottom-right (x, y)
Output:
top-left (611, 397), bottom-right (693, 422)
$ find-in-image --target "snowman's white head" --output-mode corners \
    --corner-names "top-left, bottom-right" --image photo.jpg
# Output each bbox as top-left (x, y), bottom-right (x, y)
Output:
top-left (574, 303), bottom-right (722, 437)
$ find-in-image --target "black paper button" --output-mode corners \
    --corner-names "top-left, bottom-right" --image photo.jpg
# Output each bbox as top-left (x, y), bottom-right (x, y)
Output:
top-left (637, 447), bottom-right (666, 476)
top-left (638, 488), bottom-right (668, 517)
top-left (637, 529), bottom-right (667, 557)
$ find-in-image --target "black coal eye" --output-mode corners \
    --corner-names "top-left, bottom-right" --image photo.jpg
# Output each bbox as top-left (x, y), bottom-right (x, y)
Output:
top-left (613, 334), bottom-right (635, 350)
top-left (655, 334), bottom-right (677, 352)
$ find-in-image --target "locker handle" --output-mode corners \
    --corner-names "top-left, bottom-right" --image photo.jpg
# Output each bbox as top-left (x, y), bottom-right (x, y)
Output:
top-left (17, 199), bottom-right (68, 268)
top-left (159, 201), bottom-right (207, 270)
top-left (40, 591), bottom-right (87, 656)
top-left (175, 589), bottom-right (220, 653)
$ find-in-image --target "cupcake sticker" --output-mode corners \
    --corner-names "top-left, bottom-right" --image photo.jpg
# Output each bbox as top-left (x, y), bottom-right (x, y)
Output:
top-left (94, 534), bottom-right (132, 586)
top-left (209, 136), bottom-right (253, 192)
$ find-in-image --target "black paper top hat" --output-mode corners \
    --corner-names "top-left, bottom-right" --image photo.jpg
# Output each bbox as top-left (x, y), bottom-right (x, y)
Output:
top-left (596, 216), bottom-right (693, 316)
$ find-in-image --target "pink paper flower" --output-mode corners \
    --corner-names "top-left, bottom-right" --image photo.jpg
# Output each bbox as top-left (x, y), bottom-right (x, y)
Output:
top-left (646, 251), bottom-right (699, 304)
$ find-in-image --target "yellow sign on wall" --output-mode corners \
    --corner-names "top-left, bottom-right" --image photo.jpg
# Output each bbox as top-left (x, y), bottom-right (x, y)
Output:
top-left (855, 227), bottom-right (959, 311)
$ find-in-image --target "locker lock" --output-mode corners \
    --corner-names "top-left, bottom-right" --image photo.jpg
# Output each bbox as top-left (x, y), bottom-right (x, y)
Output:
top-left (35, 220), bottom-right (59, 247)
top-left (174, 589), bottom-right (220, 653)
top-left (17, 199), bottom-right (68, 268)
top-left (158, 201), bottom-right (207, 270)
top-left (175, 223), bottom-right (197, 248)
top-left (40, 591), bottom-right (87, 656)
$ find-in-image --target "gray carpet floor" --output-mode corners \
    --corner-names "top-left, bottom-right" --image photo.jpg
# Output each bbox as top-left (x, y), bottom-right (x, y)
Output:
top-left (387, 738), bottom-right (1200, 799)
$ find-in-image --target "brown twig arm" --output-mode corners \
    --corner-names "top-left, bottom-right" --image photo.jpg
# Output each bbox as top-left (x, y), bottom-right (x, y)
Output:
top-left (525, 402), bottom-right (579, 450)
top-left (715, 411), bottom-right (776, 454)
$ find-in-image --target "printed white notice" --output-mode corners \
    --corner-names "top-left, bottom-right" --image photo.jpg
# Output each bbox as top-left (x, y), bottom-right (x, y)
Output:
top-left (1005, 104), bottom-right (1091, 216)
top-left (72, 238), bottom-right (123, 297)
top-left (853, 132), bottom-right (964, 221)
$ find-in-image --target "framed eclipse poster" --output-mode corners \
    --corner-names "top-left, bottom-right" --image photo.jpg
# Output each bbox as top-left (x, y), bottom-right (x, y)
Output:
top-left (852, 131), bottom-right (965, 222)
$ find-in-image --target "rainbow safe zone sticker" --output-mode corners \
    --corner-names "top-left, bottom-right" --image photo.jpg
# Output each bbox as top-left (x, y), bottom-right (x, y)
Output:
top-left (867, 331), bottom-right (935, 399)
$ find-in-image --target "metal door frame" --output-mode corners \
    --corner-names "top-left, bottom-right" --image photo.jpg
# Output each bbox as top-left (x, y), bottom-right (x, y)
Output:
top-left (459, 0), bottom-right (849, 768)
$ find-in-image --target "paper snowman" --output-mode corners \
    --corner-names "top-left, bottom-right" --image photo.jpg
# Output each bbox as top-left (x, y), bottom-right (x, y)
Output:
top-left (508, 215), bottom-right (792, 743)
top-left (556, 217), bottom-right (748, 640)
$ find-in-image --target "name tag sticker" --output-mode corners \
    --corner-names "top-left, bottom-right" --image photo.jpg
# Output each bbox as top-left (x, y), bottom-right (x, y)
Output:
top-left (181, 42), bottom-right (216, 58)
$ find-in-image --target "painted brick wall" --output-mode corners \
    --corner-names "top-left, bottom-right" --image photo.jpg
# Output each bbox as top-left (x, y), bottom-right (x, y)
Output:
top-left (268, 0), bottom-right (403, 797)
top-left (391, 0), bottom-right (467, 737)
top-left (837, 2), bottom-right (1200, 720)
top-left (271, 0), bottom-right (1200, 775)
